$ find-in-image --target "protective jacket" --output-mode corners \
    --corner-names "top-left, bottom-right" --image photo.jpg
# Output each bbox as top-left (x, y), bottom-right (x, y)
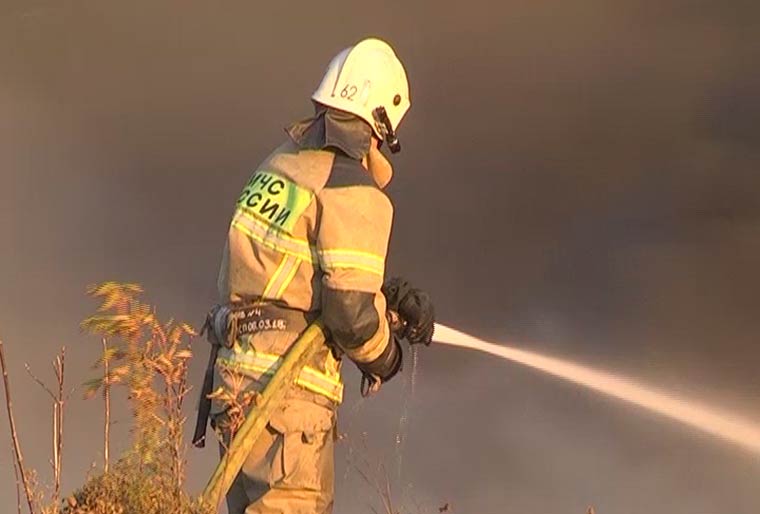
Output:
top-left (213, 108), bottom-right (401, 410)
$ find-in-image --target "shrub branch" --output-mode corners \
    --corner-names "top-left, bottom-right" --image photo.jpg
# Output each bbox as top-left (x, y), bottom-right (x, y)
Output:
top-left (0, 338), bottom-right (36, 514)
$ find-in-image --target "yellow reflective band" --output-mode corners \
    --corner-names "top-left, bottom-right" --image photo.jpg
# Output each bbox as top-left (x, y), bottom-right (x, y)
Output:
top-left (261, 255), bottom-right (291, 300)
top-left (260, 255), bottom-right (301, 302)
top-left (319, 248), bottom-right (385, 262)
top-left (274, 257), bottom-right (301, 299)
top-left (232, 209), bottom-right (317, 263)
top-left (318, 248), bottom-right (385, 276)
top-left (293, 379), bottom-right (343, 404)
top-left (233, 349), bottom-right (342, 387)
top-left (299, 365), bottom-right (343, 387)
top-left (217, 355), bottom-right (343, 403)
top-left (217, 355), bottom-right (343, 391)
top-left (322, 262), bottom-right (385, 276)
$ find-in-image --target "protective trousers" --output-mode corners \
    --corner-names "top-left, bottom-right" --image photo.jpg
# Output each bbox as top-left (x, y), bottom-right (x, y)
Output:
top-left (216, 398), bottom-right (336, 514)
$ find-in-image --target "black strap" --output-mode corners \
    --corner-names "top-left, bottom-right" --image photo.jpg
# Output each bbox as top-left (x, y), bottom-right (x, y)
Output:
top-left (192, 342), bottom-right (219, 448)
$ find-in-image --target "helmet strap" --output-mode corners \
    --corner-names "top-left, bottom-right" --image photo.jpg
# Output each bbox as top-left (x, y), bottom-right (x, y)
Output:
top-left (372, 106), bottom-right (401, 154)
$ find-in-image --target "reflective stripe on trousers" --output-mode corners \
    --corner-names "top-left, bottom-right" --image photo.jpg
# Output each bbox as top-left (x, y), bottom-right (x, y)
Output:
top-left (216, 348), bottom-right (344, 404)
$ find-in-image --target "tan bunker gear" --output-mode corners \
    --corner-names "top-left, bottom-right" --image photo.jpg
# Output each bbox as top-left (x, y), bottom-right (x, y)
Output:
top-left (211, 136), bottom-right (401, 514)
top-left (205, 36), bottom-right (412, 514)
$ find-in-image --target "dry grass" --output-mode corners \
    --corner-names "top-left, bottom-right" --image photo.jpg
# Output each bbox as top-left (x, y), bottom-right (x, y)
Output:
top-left (1, 282), bottom-right (212, 514)
top-left (61, 457), bottom-right (207, 514)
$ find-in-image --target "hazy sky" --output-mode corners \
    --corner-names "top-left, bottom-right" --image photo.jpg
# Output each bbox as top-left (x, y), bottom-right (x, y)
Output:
top-left (1, 1), bottom-right (759, 513)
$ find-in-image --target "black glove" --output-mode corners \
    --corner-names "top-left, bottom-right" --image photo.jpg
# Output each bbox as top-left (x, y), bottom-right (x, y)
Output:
top-left (382, 277), bottom-right (435, 345)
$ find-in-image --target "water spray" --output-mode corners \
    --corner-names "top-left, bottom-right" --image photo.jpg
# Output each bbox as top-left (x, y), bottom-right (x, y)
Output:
top-left (434, 323), bottom-right (760, 455)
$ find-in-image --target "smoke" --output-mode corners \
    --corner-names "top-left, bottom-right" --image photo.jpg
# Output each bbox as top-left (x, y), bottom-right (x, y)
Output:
top-left (2, 1), bottom-right (760, 513)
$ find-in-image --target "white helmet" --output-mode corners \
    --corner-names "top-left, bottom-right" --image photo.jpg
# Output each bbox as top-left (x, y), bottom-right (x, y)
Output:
top-left (312, 38), bottom-right (410, 152)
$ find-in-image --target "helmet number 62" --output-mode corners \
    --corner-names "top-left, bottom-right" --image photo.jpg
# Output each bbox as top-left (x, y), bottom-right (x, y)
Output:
top-left (340, 84), bottom-right (358, 101)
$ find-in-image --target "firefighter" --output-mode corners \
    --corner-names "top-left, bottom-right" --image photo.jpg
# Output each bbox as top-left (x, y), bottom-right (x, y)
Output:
top-left (193, 37), bottom-right (435, 514)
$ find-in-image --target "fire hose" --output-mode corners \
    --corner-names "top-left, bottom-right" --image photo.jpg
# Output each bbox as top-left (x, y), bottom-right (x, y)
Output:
top-left (200, 321), bottom-right (328, 509)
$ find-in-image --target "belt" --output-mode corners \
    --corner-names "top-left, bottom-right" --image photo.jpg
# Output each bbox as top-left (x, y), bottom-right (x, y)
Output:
top-left (203, 302), bottom-right (312, 349)
top-left (229, 303), bottom-right (311, 341)
top-left (192, 301), bottom-right (313, 448)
